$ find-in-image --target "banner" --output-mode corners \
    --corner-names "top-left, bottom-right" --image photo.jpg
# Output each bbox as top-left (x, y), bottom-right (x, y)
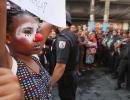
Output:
top-left (9, 0), bottom-right (66, 27)
top-left (102, 21), bottom-right (108, 32)
top-left (88, 21), bottom-right (94, 32)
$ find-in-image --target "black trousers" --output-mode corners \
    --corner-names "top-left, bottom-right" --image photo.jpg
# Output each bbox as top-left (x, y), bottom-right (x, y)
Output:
top-left (58, 74), bottom-right (77, 100)
top-left (117, 59), bottom-right (127, 83)
top-left (117, 59), bottom-right (130, 87)
top-left (113, 52), bottom-right (121, 74)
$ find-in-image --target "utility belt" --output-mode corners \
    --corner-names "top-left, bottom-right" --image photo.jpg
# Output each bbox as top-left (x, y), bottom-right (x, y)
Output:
top-left (62, 71), bottom-right (79, 84)
top-left (63, 71), bottom-right (75, 76)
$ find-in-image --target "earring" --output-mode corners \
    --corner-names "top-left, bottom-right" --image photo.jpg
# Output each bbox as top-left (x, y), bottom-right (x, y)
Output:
top-left (7, 41), bottom-right (11, 44)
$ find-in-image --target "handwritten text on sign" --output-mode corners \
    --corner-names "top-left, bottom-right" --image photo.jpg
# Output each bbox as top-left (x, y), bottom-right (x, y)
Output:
top-left (9, 0), bottom-right (66, 27)
top-left (30, 0), bottom-right (48, 13)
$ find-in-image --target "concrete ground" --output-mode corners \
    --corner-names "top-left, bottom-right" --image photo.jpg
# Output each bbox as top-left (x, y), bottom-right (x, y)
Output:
top-left (50, 67), bottom-right (130, 100)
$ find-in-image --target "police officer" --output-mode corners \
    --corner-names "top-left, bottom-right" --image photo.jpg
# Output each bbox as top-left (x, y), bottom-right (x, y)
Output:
top-left (51, 11), bottom-right (78, 100)
top-left (102, 29), bottom-right (112, 67)
top-left (105, 30), bottom-right (120, 72)
top-left (116, 32), bottom-right (130, 90)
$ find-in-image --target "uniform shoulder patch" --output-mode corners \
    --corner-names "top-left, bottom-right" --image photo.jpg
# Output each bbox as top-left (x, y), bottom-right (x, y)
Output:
top-left (59, 41), bottom-right (66, 49)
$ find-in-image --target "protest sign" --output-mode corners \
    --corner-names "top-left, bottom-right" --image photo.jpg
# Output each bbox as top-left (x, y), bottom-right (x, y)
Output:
top-left (9, 0), bottom-right (66, 27)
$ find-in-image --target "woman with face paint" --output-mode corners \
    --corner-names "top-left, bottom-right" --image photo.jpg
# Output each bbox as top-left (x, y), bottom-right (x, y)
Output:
top-left (0, 1), bottom-right (53, 100)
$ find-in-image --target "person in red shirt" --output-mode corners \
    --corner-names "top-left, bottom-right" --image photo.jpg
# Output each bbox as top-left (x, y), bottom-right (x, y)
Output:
top-left (85, 32), bottom-right (97, 69)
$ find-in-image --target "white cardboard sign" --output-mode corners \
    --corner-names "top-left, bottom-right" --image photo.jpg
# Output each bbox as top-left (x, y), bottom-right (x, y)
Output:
top-left (9, 0), bottom-right (66, 27)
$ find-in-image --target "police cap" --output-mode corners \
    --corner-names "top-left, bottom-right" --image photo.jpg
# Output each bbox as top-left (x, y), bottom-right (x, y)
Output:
top-left (66, 11), bottom-right (72, 26)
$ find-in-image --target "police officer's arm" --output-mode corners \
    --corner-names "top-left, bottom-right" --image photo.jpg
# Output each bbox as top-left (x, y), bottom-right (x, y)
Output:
top-left (40, 22), bottom-right (53, 45)
top-left (51, 63), bottom-right (66, 87)
top-left (51, 38), bottom-right (70, 87)
top-left (114, 41), bottom-right (121, 48)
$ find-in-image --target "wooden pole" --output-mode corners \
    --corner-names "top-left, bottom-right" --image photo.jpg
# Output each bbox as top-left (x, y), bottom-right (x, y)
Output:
top-left (90, 0), bottom-right (95, 21)
top-left (102, 0), bottom-right (110, 32)
top-left (88, 0), bottom-right (95, 32)
top-left (104, 0), bottom-right (110, 22)
top-left (0, 0), bottom-right (8, 67)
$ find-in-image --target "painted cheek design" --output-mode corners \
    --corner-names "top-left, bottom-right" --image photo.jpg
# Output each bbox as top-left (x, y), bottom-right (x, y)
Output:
top-left (18, 37), bottom-right (30, 45)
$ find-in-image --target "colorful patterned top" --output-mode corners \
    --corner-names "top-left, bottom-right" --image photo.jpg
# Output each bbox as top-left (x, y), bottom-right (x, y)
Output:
top-left (16, 56), bottom-right (51, 100)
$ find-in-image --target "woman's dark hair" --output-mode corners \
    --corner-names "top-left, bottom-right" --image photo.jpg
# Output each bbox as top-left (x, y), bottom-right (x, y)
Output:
top-left (7, 9), bottom-right (24, 33)
top-left (7, 2), bottom-right (32, 33)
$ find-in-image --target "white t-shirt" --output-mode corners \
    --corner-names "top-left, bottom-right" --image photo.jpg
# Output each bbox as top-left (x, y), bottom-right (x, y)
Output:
top-left (11, 57), bottom-right (18, 75)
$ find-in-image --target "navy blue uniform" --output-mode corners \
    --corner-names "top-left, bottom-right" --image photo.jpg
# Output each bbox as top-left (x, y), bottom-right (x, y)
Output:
top-left (56, 29), bottom-right (78, 100)
top-left (117, 41), bottom-right (130, 89)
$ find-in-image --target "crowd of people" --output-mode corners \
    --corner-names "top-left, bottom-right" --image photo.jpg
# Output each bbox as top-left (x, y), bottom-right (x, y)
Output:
top-left (69, 25), bottom-right (130, 91)
top-left (41, 23), bottom-right (130, 91)
top-left (72, 25), bottom-right (130, 91)
top-left (0, 0), bottom-right (130, 100)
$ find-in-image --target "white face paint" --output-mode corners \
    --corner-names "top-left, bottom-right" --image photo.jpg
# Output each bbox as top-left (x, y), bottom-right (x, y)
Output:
top-left (15, 22), bottom-right (39, 43)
